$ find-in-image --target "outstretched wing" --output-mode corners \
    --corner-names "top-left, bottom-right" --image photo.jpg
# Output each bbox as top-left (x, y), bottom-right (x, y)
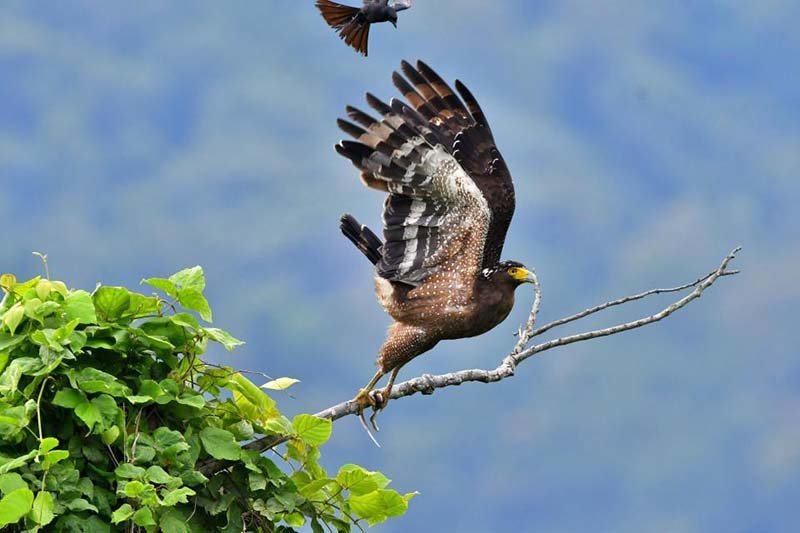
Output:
top-left (393, 60), bottom-right (515, 268)
top-left (316, 0), bottom-right (360, 29)
top-left (336, 60), bottom-right (514, 286)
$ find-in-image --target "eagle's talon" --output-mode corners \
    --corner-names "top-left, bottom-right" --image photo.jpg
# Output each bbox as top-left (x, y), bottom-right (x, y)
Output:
top-left (371, 389), bottom-right (387, 410)
top-left (353, 388), bottom-right (378, 411)
top-left (369, 408), bottom-right (382, 432)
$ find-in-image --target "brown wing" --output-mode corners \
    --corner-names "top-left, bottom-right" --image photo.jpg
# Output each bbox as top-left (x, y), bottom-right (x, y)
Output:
top-left (316, 0), bottom-right (360, 29)
top-left (393, 60), bottom-right (515, 268)
top-left (336, 63), bottom-right (496, 287)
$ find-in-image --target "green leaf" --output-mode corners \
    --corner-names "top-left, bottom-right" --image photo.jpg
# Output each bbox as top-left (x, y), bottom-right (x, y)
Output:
top-left (230, 373), bottom-right (273, 410)
top-left (130, 379), bottom-right (167, 404)
top-left (111, 503), bottom-right (134, 524)
top-left (349, 489), bottom-right (410, 526)
top-left (92, 286), bottom-right (131, 322)
top-left (0, 357), bottom-right (41, 395)
top-left (177, 288), bottom-right (212, 322)
top-left (71, 367), bottom-right (130, 396)
top-left (2, 303), bottom-right (24, 334)
top-left (53, 389), bottom-right (85, 409)
top-left (42, 450), bottom-right (69, 469)
top-left (115, 463), bottom-right (146, 480)
top-left (101, 425), bottom-right (120, 445)
top-left (159, 509), bottom-right (191, 533)
top-left (199, 427), bottom-right (241, 460)
top-left (284, 512), bottom-right (305, 527)
top-left (0, 449), bottom-right (37, 475)
top-left (145, 465), bottom-right (173, 484)
top-left (39, 437), bottom-right (59, 454)
top-left (74, 400), bottom-right (101, 431)
top-left (169, 266), bottom-right (206, 292)
top-left (261, 377), bottom-right (300, 390)
top-left (133, 506), bottom-right (156, 527)
top-left (134, 331), bottom-right (175, 351)
top-left (29, 490), bottom-right (54, 526)
top-left (293, 414), bottom-right (332, 446)
top-left (263, 416), bottom-right (294, 436)
top-left (142, 277), bottom-right (178, 298)
top-left (0, 487), bottom-right (34, 526)
top-left (0, 473), bottom-right (27, 495)
top-left (298, 478), bottom-right (335, 499)
top-left (122, 480), bottom-right (146, 498)
top-left (91, 395), bottom-right (120, 431)
top-left (336, 464), bottom-right (380, 496)
top-left (123, 292), bottom-right (160, 318)
top-left (161, 486), bottom-right (195, 506)
top-left (35, 279), bottom-right (53, 300)
top-left (0, 333), bottom-right (26, 353)
top-left (175, 392), bottom-right (205, 409)
top-left (170, 312), bottom-right (200, 330)
top-left (203, 327), bottom-right (244, 351)
top-left (0, 274), bottom-right (16, 293)
top-left (65, 498), bottom-right (99, 513)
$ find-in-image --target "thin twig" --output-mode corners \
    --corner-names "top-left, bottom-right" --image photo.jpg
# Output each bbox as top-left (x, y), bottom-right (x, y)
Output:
top-left (199, 247), bottom-right (741, 476)
top-left (531, 268), bottom-right (739, 338)
top-left (512, 269), bottom-right (542, 355)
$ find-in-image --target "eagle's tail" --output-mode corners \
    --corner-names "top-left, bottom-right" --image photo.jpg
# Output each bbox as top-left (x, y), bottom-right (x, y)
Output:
top-left (340, 214), bottom-right (383, 265)
top-left (316, 0), bottom-right (370, 56)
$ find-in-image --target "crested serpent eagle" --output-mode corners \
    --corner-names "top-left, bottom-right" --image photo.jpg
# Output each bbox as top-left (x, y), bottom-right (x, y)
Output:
top-left (336, 60), bottom-right (535, 422)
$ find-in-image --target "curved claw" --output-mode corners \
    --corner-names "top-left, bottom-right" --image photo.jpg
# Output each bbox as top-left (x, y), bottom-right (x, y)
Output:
top-left (353, 388), bottom-right (382, 446)
top-left (368, 389), bottom-right (387, 431)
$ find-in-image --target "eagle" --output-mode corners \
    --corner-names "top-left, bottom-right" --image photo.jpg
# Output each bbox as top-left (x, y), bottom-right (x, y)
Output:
top-left (336, 60), bottom-right (535, 423)
top-left (316, 0), bottom-right (412, 56)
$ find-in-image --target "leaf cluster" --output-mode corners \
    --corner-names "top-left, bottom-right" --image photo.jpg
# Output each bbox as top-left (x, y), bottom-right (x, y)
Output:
top-left (0, 268), bottom-right (413, 532)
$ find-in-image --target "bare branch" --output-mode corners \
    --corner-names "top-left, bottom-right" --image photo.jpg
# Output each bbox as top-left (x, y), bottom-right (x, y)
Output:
top-left (511, 269), bottom-right (542, 355)
top-left (531, 267), bottom-right (739, 338)
top-left (200, 246), bottom-right (741, 476)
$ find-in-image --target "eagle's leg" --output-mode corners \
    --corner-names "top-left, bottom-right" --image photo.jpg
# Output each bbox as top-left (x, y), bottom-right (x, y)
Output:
top-left (352, 370), bottom-right (384, 419)
top-left (368, 365), bottom-right (402, 431)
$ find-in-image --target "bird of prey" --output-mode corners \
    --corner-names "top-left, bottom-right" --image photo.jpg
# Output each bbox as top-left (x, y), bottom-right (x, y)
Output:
top-left (316, 0), bottom-right (412, 56)
top-left (336, 60), bottom-right (535, 425)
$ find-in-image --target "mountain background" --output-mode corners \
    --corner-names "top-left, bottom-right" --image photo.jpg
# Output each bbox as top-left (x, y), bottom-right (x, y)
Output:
top-left (1, 1), bottom-right (798, 531)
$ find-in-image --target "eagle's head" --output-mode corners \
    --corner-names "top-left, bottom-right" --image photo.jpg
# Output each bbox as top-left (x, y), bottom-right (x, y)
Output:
top-left (482, 261), bottom-right (536, 287)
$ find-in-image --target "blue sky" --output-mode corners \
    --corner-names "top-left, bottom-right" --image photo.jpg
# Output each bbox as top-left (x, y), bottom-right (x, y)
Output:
top-left (1, 1), bottom-right (798, 531)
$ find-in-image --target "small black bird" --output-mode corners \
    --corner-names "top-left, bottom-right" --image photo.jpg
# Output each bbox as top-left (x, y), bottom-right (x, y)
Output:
top-left (316, 0), bottom-right (412, 56)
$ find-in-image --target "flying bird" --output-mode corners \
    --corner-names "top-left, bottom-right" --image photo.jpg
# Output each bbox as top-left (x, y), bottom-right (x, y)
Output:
top-left (336, 60), bottom-right (535, 425)
top-left (316, 0), bottom-right (412, 56)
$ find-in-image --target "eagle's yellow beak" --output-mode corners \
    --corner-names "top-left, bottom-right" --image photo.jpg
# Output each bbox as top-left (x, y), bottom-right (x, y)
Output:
top-left (510, 267), bottom-right (535, 283)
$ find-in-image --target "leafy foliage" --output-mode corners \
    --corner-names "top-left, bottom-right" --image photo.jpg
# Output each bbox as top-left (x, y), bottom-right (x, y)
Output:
top-left (0, 267), bottom-right (414, 531)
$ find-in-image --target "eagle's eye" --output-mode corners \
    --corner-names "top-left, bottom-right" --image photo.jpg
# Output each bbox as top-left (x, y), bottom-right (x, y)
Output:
top-left (507, 267), bottom-right (520, 277)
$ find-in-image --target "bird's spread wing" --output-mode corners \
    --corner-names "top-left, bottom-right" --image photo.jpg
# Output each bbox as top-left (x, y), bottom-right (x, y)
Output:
top-left (336, 60), bottom-right (514, 286)
top-left (393, 0), bottom-right (412, 12)
top-left (393, 60), bottom-right (515, 268)
top-left (316, 0), bottom-right (361, 29)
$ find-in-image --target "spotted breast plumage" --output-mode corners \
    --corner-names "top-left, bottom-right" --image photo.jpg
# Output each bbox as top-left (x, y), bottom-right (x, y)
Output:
top-left (336, 60), bottom-right (535, 423)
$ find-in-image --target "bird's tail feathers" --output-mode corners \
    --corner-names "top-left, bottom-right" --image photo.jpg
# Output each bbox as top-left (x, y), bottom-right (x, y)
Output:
top-left (316, 0), bottom-right (360, 29)
top-left (339, 19), bottom-right (370, 56)
top-left (340, 213), bottom-right (383, 265)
